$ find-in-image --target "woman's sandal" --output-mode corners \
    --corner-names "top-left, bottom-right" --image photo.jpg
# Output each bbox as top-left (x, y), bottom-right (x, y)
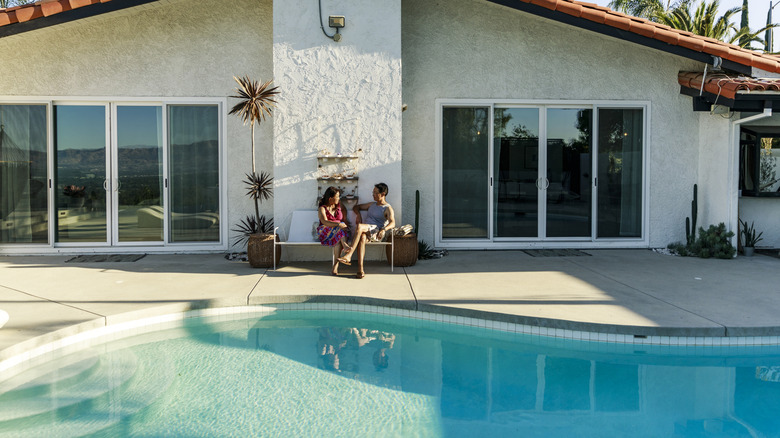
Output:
top-left (337, 257), bottom-right (351, 265)
top-left (355, 272), bottom-right (365, 279)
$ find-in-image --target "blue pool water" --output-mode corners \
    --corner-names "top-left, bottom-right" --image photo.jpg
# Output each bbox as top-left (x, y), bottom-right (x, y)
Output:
top-left (1, 310), bottom-right (780, 437)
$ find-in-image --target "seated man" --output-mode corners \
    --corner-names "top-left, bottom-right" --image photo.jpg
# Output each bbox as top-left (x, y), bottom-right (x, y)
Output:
top-left (337, 183), bottom-right (395, 279)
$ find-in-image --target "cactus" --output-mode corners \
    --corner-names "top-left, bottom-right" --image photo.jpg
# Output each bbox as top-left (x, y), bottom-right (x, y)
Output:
top-left (414, 190), bottom-right (420, 234)
top-left (686, 184), bottom-right (698, 245)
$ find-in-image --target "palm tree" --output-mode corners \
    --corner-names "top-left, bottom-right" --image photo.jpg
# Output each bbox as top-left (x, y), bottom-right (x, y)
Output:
top-left (229, 75), bottom-right (279, 243)
top-left (656, 1), bottom-right (739, 38)
top-left (607, 0), bottom-right (688, 21)
top-left (655, 0), bottom-right (775, 49)
top-left (612, 0), bottom-right (775, 49)
top-left (0, 0), bottom-right (33, 8)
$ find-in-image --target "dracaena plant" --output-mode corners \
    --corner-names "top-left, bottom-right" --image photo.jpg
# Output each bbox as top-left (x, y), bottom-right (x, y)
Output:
top-left (229, 75), bottom-right (279, 245)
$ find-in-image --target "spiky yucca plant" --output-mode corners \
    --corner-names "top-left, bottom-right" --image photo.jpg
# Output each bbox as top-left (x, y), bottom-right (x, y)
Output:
top-left (229, 76), bottom-right (279, 245)
top-left (232, 214), bottom-right (274, 247)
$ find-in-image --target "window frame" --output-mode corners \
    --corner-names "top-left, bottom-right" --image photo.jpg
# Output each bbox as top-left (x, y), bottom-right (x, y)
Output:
top-left (0, 96), bottom-right (227, 254)
top-left (739, 126), bottom-right (780, 198)
top-left (435, 99), bottom-right (650, 249)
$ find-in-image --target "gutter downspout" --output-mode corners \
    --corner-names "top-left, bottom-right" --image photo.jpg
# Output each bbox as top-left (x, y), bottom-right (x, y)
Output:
top-left (729, 106), bottom-right (772, 252)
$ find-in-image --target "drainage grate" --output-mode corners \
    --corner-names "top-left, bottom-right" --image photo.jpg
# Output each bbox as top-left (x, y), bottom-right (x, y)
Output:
top-left (523, 249), bottom-right (591, 257)
top-left (66, 254), bottom-right (146, 263)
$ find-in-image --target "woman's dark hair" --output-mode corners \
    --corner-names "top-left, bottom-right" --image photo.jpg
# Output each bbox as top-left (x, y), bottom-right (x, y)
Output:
top-left (374, 183), bottom-right (388, 196)
top-left (318, 186), bottom-right (340, 207)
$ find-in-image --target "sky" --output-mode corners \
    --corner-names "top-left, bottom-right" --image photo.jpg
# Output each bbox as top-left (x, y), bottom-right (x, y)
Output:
top-left (590, 0), bottom-right (778, 48)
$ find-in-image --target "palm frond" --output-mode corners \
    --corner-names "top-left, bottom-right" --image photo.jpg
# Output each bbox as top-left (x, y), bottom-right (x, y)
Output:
top-left (229, 75), bottom-right (279, 126)
top-left (244, 171), bottom-right (274, 202)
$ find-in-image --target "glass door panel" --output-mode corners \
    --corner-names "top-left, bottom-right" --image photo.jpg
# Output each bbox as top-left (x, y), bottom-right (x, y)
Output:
top-left (0, 104), bottom-right (48, 244)
top-left (493, 108), bottom-right (539, 238)
top-left (54, 105), bottom-right (108, 243)
top-left (115, 106), bottom-right (164, 243)
top-left (546, 109), bottom-right (592, 238)
top-left (168, 105), bottom-right (220, 243)
top-left (442, 107), bottom-right (489, 239)
top-left (597, 109), bottom-right (642, 238)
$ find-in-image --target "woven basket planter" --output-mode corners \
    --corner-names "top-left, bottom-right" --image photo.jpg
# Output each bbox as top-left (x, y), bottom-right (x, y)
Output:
top-left (387, 233), bottom-right (418, 267)
top-left (247, 233), bottom-right (281, 268)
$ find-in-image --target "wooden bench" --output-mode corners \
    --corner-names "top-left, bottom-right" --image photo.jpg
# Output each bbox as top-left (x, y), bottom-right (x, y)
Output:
top-left (273, 210), bottom-right (394, 271)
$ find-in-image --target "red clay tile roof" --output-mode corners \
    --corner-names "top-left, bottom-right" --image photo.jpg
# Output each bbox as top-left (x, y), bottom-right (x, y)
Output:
top-left (0, 0), bottom-right (113, 28)
top-left (498, 0), bottom-right (780, 74)
top-left (678, 71), bottom-right (780, 100)
top-left (3, 0), bottom-right (780, 75)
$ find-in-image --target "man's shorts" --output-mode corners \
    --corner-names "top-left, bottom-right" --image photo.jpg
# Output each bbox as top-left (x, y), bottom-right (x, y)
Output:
top-left (366, 224), bottom-right (386, 242)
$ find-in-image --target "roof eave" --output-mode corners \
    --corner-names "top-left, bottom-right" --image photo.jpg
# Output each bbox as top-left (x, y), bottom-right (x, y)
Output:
top-left (487, 0), bottom-right (752, 75)
top-left (679, 86), bottom-right (780, 112)
top-left (0, 0), bottom-right (161, 39)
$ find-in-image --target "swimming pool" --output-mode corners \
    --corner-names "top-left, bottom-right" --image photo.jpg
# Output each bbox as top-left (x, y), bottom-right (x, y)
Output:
top-left (1, 306), bottom-right (780, 437)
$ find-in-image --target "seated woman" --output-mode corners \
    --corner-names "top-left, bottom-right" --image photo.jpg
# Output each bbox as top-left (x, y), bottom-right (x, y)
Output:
top-left (317, 186), bottom-right (351, 276)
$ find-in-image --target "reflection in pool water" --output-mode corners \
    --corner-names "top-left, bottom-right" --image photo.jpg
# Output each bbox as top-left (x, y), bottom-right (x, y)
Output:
top-left (1, 310), bottom-right (780, 437)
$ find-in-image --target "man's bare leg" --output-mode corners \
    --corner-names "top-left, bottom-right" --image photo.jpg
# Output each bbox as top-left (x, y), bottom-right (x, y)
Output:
top-left (356, 235), bottom-right (367, 279)
top-left (339, 223), bottom-right (371, 263)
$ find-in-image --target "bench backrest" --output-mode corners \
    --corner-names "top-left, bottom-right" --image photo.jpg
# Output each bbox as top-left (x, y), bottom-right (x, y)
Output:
top-left (288, 210), bottom-right (320, 243)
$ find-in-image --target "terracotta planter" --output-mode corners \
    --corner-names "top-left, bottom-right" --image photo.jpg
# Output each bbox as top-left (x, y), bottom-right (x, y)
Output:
top-left (247, 233), bottom-right (281, 268)
top-left (387, 233), bottom-right (418, 267)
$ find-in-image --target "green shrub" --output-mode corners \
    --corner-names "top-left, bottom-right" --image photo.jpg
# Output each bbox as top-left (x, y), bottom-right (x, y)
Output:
top-left (667, 222), bottom-right (735, 259)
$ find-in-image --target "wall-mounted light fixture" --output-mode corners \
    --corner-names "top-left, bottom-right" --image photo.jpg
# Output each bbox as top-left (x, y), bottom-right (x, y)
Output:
top-left (319, 1), bottom-right (345, 42)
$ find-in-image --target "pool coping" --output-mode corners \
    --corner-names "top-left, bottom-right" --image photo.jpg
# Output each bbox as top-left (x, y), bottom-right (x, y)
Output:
top-left (4, 295), bottom-right (780, 379)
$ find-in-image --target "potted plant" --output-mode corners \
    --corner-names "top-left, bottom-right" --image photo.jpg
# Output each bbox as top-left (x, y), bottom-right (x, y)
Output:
top-left (229, 75), bottom-right (280, 268)
top-left (739, 219), bottom-right (763, 257)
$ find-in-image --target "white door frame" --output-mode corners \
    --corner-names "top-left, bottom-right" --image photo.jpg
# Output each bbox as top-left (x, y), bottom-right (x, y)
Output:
top-left (435, 98), bottom-right (650, 249)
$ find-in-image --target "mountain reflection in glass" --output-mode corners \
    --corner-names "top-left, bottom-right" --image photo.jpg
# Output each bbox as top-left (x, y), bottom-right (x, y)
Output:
top-left (168, 105), bottom-right (220, 243)
top-left (117, 106), bottom-right (163, 242)
top-left (55, 105), bottom-right (107, 243)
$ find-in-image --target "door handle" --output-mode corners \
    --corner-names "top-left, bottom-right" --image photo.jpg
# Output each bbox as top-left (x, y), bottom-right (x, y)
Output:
top-left (544, 178), bottom-right (550, 189)
top-left (103, 179), bottom-right (109, 191)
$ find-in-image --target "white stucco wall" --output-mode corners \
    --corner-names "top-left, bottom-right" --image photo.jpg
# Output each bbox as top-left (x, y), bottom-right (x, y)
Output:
top-left (0, 0), bottom-right (274, 252)
top-left (401, 0), bottom-right (706, 248)
top-left (696, 114), bottom-right (732, 235)
top-left (273, 0), bottom-right (402, 259)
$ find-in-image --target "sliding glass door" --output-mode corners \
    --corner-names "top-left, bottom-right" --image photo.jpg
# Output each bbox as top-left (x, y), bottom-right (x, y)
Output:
top-left (168, 105), bottom-right (220, 243)
top-left (493, 108), bottom-right (539, 238)
top-left (596, 108), bottom-right (643, 238)
top-left (114, 105), bottom-right (164, 243)
top-left (545, 108), bottom-right (592, 238)
top-left (50, 102), bottom-right (220, 247)
top-left (442, 107), bottom-right (489, 239)
top-left (0, 104), bottom-right (48, 244)
top-left (441, 102), bottom-right (645, 245)
top-left (54, 105), bottom-right (109, 244)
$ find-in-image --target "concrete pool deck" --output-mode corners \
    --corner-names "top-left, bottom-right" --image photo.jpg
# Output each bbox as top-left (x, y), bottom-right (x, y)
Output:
top-left (1, 249), bottom-right (780, 361)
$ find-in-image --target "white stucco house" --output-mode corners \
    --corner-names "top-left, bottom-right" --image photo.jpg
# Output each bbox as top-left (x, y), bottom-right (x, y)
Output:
top-left (1, 0), bottom-right (780, 257)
